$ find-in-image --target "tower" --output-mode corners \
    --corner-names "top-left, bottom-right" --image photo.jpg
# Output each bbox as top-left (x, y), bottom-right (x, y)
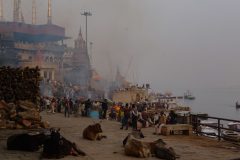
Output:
top-left (13, 0), bottom-right (21, 22)
top-left (75, 27), bottom-right (86, 49)
top-left (20, 6), bottom-right (24, 23)
top-left (47, 0), bottom-right (52, 24)
top-left (0, 0), bottom-right (3, 21)
top-left (32, 0), bottom-right (36, 24)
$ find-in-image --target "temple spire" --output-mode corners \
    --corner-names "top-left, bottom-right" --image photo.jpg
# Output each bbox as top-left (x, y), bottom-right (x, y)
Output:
top-left (13, 0), bottom-right (21, 22)
top-left (19, 3), bottom-right (24, 23)
top-left (20, 9), bottom-right (24, 23)
top-left (79, 27), bottom-right (82, 37)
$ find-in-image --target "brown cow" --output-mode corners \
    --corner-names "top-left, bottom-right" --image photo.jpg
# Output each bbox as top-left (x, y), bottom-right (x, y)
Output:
top-left (123, 130), bottom-right (145, 146)
top-left (82, 123), bottom-right (107, 141)
top-left (124, 134), bottom-right (177, 160)
top-left (124, 135), bottom-right (151, 158)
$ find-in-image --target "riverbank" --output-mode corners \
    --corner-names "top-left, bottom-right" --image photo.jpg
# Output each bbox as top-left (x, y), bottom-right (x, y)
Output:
top-left (0, 112), bottom-right (239, 160)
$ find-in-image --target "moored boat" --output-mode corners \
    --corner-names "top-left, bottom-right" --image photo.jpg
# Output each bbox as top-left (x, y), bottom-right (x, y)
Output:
top-left (199, 120), bottom-right (220, 138)
top-left (222, 130), bottom-right (240, 142)
top-left (228, 122), bottom-right (240, 132)
top-left (200, 126), bottom-right (219, 138)
top-left (184, 90), bottom-right (195, 100)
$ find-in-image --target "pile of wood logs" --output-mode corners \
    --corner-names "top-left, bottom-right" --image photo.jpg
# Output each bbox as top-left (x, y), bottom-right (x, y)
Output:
top-left (0, 100), bottom-right (49, 129)
top-left (0, 66), bottom-right (49, 129)
top-left (0, 66), bottom-right (41, 103)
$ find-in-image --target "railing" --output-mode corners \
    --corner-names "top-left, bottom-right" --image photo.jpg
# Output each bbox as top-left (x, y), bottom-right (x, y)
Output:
top-left (190, 114), bottom-right (240, 141)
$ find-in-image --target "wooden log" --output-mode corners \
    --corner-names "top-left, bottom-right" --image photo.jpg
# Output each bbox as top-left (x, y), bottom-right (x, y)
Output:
top-left (16, 123), bottom-right (24, 129)
top-left (18, 100), bottom-right (38, 111)
top-left (0, 110), bottom-right (7, 119)
top-left (0, 100), bottom-right (8, 109)
top-left (18, 111), bottom-right (41, 121)
top-left (10, 110), bottom-right (17, 119)
top-left (21, 119), bottom-right (32, 128)
top-left (8, 103), bottom-right (16, 111)
top-left (0, 119), bottom-right (6, 129)
top-left (6, 121), bottom-right (16, 129)
top-left (40, 121), bottom-right (50, 129)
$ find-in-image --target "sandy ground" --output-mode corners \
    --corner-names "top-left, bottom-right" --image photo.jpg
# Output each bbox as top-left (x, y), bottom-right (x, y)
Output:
top-left (0, 112), bottom-right (240, 160)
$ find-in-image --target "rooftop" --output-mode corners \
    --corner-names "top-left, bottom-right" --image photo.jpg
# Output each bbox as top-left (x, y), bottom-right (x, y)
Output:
top-left (0, 22), bottom-right (67, 42)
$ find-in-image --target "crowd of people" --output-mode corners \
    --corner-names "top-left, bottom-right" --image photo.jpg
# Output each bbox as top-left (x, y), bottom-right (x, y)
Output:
top-left (40, 96), bottom-right (79, 118)
top-left (39, 96), bottom-right (179, 134)
top-left (39, 96), bottom-right (110, 119)
top-left (107, 102), bottom-right (178, 134)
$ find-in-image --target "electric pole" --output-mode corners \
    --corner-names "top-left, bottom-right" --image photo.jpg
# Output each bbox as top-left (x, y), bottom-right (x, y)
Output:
top-left (81, 11), bottom-right (92, 53)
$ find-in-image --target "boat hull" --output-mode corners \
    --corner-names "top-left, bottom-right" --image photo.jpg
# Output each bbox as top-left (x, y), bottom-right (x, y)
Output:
top-left (222, 130), bottom-right (240, 142)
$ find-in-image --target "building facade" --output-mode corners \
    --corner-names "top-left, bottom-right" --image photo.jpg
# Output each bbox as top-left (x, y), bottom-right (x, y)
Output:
top-left (0, 22), bottom-right (66, 82)
top-left (112, 85), bottom-right (149, 103)
top-left (63, 29), bottom-right (91, 88)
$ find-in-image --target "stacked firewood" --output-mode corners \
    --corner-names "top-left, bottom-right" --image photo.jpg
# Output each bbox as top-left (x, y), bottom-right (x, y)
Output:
top-left (0, 100), bottom-right (50, 129)
top-left (0, 66), bottom-right (49, 129)
top-left (0, 66), bottom-right (41, 103)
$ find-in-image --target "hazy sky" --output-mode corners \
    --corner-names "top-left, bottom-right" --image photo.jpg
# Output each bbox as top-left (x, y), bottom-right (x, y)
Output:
top-left (2, 0), bottom-right (240, 93)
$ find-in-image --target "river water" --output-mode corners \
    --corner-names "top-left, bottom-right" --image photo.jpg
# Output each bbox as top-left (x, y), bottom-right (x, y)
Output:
top-left (175, 87), bottom-right (240, 121)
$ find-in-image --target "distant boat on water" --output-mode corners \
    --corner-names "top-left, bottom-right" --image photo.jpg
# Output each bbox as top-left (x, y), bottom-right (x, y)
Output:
top-left (184, 90), bottom-right (195, 100)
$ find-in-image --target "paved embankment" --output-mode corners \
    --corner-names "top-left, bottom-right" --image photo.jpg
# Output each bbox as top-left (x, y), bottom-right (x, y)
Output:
top-left (0, 112), bottom-right (240, 160)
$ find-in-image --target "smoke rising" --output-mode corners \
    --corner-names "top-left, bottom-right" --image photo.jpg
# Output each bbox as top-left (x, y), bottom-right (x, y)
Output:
top-left (2, 0), bottom-right (240, 94)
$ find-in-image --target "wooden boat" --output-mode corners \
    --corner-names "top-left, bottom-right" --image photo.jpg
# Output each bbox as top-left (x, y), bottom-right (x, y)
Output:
top-left (184, 90), bottom-right (195, 100)
top-left (199, 120), bottom-right (220, 138)
top-left (228, 122), bottom-right (240, 132)
top-left (200, 126), bottom-right (219, 138)
top-left (222, 130), bottom-right (240, 142)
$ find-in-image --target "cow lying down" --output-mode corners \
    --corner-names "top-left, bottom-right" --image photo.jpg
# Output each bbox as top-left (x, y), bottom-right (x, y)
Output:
top-left (123, 130), bottom-right (145, 146)
top-left (123, 133), bottom-right (178, 160)
top-left (42, 128), bottom-right (86, 159)
top-left (83, 122), bottom-right (107, 141)
top-left (7, 131), bottom-right (47, 151)
top-left (7, 128), bottom-right (86, 159)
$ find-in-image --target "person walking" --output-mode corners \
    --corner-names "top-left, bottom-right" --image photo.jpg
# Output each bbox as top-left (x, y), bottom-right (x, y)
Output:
top-left (120, 103), bottom-right (130, 130)
top-left (45, 97), bottom-right (50, 111)
top-left (101, 99), bottom-right (108, 119)
top-left (131, 104), bottom-right (138, 130)
top-left (39, 96), bottom-right (45, 111)
top-left (84, 99), bottom-right (92, 117)
top-left (68, 98), bottom-right (73, 114)
top-left (64, 97), bottom-right (70, 118)
top-left (50, 98), bottom-right (56, 113)
top-left (57, 98), bottom-right (61, 113)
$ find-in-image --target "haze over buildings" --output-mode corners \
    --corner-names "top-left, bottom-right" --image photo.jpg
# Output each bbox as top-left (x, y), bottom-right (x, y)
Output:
top-left (1, 0), bottom-right (240, 94)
